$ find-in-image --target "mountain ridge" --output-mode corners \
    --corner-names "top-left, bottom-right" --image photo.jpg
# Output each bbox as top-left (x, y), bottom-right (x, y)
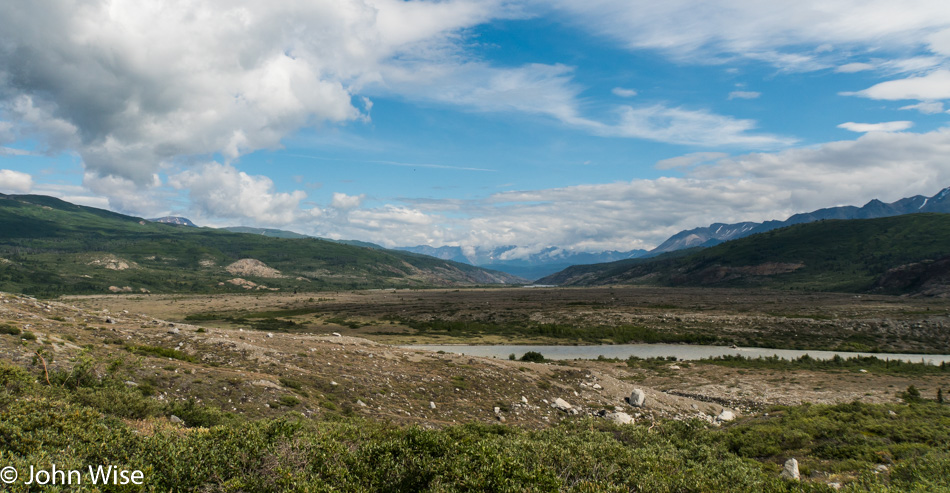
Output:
top-left (537, 213), bottom-right (950, 295)
top-left (649, 187), bottom-right (950, 254)
top-left (0, 193), bottom-right (524, 296)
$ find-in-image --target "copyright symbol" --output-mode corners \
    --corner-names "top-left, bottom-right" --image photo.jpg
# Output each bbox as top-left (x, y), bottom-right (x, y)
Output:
top-left (0, 466), bottom-right (17, 484)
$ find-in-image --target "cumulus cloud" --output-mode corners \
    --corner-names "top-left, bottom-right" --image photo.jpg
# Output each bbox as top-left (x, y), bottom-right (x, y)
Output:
top-left (728, 91), bottom-right (760, 100)
top-left (169, 162), bottom-right (309, 225)
top-left (543, 0), bottom-right (950, 71)
top-left (837, 121), bottom-right (914, 133)
top-left (0, 0), bottom-right (516, 189)
top-left (0, 169), bottom-right (33, 193)
top-left (331, 192), bottom-right (365, 210)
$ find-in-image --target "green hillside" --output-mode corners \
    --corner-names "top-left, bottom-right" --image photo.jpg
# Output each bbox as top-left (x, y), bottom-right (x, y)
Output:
top-left (0, 193), bottom-right (522, 296)
top-left (539, 214), bottom-right (950, 293)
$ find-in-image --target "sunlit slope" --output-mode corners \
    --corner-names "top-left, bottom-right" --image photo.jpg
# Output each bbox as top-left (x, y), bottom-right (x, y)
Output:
top-left (0, 193), bottom-right (523, 296)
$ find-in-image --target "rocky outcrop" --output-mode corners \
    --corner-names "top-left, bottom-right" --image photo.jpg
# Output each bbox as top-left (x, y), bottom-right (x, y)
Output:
top-left (226, 259), bottom-right (284, 278)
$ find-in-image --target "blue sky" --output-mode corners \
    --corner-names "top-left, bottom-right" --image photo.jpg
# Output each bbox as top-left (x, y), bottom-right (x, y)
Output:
top-left (2, 1), bottom-right (950, 255)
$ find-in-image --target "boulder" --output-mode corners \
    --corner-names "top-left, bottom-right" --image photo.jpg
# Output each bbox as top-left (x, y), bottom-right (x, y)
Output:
top-left (781, 458), bottom-right (800, 480)
top-left (604, 412), bottom-right (634, 425)
top-left (553, 397), bottom-right (573, 411)
top-left (626, 389), bottom-right (646, 407)
top-left (717, 410), bottom-right (736, 422)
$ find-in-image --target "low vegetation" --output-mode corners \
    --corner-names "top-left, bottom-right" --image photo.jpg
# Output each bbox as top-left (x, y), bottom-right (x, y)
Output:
top-left (2, 359), bottom-right (949, 491)
top-left (701, 354), bottom-right (950, 375)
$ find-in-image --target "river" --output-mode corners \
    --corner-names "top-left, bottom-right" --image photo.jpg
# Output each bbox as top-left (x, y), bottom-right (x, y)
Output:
top-left (401, 343), bottom-right (950, 364)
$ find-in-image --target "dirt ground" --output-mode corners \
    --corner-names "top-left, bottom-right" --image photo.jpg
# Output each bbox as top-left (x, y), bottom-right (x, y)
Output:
top-left (65, 286), bottom-right (950, 351)
top-left (0, 287), bottom-right (943, 430)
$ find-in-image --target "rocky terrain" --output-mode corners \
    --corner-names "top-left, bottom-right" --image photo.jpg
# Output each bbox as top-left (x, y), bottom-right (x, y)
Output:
top-left (5, 289), bottom-right (948, 432)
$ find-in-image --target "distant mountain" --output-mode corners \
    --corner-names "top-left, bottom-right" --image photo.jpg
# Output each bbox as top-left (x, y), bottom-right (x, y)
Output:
top-left (222, 226), bottom-right (385, 249)
top-left (649, 187), bottom-right (950, 254)
top-left (223, 226), bottom-right (310, 239)
top-left (395, 245), bottom-right (648, 280)
top-left (0, 193), bottom-right (524, 296)
top-left (149, 216), bottom-right (198, 227)
top-left (538, 214), bottom-right (950, 295)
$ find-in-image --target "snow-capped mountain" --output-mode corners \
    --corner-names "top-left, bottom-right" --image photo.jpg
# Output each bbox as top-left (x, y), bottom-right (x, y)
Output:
top-left (649, 187), bottom-right (950, 255)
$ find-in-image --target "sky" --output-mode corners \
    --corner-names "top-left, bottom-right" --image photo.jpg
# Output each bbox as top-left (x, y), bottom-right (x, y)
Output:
top-left (2, 1), bottom-right (950, 256)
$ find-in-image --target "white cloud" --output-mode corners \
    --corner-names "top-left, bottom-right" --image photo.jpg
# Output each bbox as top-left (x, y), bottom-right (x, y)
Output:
top-left (0, 0), bottom-right (516, 187)
top-left (331, 192), bottom-right (365, 210)
top-left (381, 61), bottom-right (786, 147)
top-left (612, 87), bottom-right (638, 97)
top-left (837, 121), bottom-right (914, 133)
top-left (728, 91), bottom-right (760, 100)
top-left (0, 169), bottom-right (32, 193)
top-left (847, 69), bottom-right (950, 101)
top-left (655, 152), bottom-right (728, 170)
top-left (595, 105), bottom-right (791, 147)
top-left (543, 0), bottom-right (950, 71)
top-left (836, 62), bottom-right (875, 73)
top-left (297, 129), bottom-right (950, 252)
top-left (169, 162), bottom-right (309, 225)
top-left (900, 101), bottom-right (945, 114)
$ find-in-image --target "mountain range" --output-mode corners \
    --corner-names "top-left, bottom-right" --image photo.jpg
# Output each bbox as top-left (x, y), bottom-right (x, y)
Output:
top-left (0, 193), bottom-right (524, 296)
top-left (649, 187), bottom-right (950, 254)
top-left (537, 213), bottom-right (950, 295)
top-left (392, 245), bottom-right (648, 281)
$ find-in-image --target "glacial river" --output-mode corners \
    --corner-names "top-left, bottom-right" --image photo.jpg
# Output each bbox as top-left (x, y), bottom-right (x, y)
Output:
top-left (401, 343), bottom-right (950, 364)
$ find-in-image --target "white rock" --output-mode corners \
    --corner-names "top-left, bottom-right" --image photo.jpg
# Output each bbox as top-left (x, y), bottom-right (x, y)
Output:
top-left (357, 400), bottom-right (367, 407)
top-left (266, 333), bottom-right (274, 338)
top-left (429, 401), bottom-right (436, 409)
top-left (626, 389), bottom-right (646, 407)
top-left (717, 410), bottom-right (736, 422)
top-left (332, 332), bottom-right (342, 337)
top-left (604, 412), bottom-right (634, 425)
top-left (521, 396), bottom-right (528, 404)
top-left (167, 327), bottom-right (180, 335)
top-left (553, 397), bottom-right (573, 411)
top-left (592, 383), bottom-right (603, 390)
top-left (781, 458), bottom-right (800, 480)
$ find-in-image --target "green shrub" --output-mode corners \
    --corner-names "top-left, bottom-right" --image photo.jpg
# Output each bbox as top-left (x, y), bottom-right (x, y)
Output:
top-left (0, 323), bottom-right (21, 335)
top-left (520, 351), bottom-right (545, 363)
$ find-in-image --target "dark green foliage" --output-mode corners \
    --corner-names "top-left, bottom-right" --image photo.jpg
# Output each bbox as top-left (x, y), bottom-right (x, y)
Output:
top-left (20, 330), bottom-right (35, 340)
top-left (126, 344), bottom-right (197, 363)
top-left (166, 398), bottom-right (235, 427)
top-left (0, 323), bottom-right (20, 335)
top-left (702, 354), bottom-right (950, 375)
top-left (900, 385), bottom-right (924, 403)
top-left (519, 351), bottom-right (545, 363)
